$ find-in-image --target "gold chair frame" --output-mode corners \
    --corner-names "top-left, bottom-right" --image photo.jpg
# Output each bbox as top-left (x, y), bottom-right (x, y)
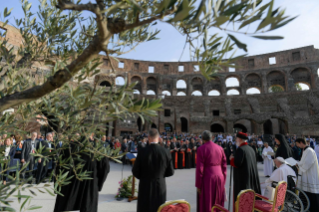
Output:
top-left (157, 200), bottom-right (191, 212)
top-left (254, 181), bottom-right (287, 212)
top-left (211, 189), bottom-right (255, 212)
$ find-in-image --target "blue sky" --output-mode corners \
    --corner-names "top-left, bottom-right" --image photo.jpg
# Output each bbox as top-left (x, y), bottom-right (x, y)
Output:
top-left (3, 0), bottom-right (318, 91)
top-left (4, 0), bottom-right (319, 61)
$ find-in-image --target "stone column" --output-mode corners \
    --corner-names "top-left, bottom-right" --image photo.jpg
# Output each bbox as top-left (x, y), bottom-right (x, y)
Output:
top-left (240, 76), bottom-right (247, 96)
top-left (203, 100), bottom-right (211, 116)
top-left (226, 120), bottom-right (234, 134)
top-left (220, 76), bottom-right (226, 96)
top-left (261, 72), bottom-right (268, 94)
top-left (286, 70), bottom-right (296, 91)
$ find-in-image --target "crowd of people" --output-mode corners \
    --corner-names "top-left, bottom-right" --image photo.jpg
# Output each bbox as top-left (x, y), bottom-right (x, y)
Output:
top-left (128, 130), bottom-right (319, 212)
top-left (0, 132), bottom-right (58, 185)
top-left (2, 129), bottom-right (319, 212)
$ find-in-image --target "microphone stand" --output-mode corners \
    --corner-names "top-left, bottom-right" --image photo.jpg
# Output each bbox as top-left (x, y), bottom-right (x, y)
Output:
top-left (228, 166), bottom-right (233, 211)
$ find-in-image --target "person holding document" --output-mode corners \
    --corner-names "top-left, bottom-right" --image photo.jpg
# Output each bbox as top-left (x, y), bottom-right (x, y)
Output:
top-left (262, 142), bottom-right (274, 177)
top-left (295, 138), bottom-right (319, 212)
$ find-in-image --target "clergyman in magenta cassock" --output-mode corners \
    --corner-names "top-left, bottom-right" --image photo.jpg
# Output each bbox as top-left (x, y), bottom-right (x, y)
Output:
top-left (196, 130), bottom-right (227, 212)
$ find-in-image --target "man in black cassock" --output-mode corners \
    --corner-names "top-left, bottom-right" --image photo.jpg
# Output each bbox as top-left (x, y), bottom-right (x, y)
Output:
top-left (182, 140), bottom-right (192, 169)
top-left (170, 138), bottom-right (179, 169)
top-left (230, 132), bottom-right (261, 211)
top-left (132, 129), bottom-right (174, 212)
top-left (178, 139), bottom-right (185, 169)
top-left (54, 136), bottom-right (110, 212)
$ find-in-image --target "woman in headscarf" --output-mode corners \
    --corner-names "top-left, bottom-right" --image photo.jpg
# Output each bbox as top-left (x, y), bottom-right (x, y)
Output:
top-left (274, 134), bottom-right (294, 159)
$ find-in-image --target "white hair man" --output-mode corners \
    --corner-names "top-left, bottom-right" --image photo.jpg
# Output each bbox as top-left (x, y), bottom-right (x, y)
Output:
top-left (264, 157), bottom-right (296, 193)
top-left (21, 132), bottom-right (39, 181)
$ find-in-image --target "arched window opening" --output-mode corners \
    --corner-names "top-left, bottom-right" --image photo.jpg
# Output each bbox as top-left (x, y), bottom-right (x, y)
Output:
top-left (246, 88), bottom-right (261, 95)
top-left (225, 77), bottom-right (239, 87)
top-left (180, 117), bottom-right (188, 132)
top-left (137, 117), bottom-right (145, 132)
top-left (210, 124), bottom-right (224, 133)
top-left (146, 90), bottom-right (156, 95)
top-left (263, 120), bottom-right (273, 134)
top-left (268, 85), bottom-right (284, 93)
top-left (227, 89), bottom-right (240, 95)
top-left (115, 76), bottom-right (125, 86)
top-left (164, 123), bottom-right (173, 132)
top-left (208, 90), bottom-right (220, 96)
top-left (233, 124), bottom-right (247, 133)
top-left (162, 90), bottom-right (171, 96)
top-left (133, 89), bottom-right (140, 94)
top-left (295, 83), bottom-right (310, 91)
top-left (151, 123), bottom-right (157, 129)
top-left (176, 80), bottom-right (187, 89)
top-left (100, 81), bottom-right (111, 87)
top-left (177, 91), bottom-right (186, 96)
top-left (191, 91), bottom-right (203, 96)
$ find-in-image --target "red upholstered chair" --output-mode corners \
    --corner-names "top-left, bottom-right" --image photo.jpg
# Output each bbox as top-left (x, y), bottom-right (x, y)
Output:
top-left (254, 181), bottom-right (287, 212)
top-left (157, 200), bottom-right (190, 212)
top-left (212, 189), bottom-right (255, 212)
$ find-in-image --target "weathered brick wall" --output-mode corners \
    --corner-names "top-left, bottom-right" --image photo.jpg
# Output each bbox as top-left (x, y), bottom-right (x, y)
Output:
top-left (2, 22), bottom-right (319, 136)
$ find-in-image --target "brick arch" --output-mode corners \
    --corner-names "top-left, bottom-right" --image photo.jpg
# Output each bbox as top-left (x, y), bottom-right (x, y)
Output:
top-left (190, 76), bottom-right (204, 94)
top-left (207, 77), bottom-right (222, 93)
top-left (146, 76), bottom-right (157, 94)
top-left (289, 66), bottom-right (311, 75)
top-left (210, 120), bottom-right (226, 133)
top-left (245, 73), bottom-right (262, 89)
top-left (266, 70), bottom-right (286, 91)
top-left (225, 74), bottom-right (241, 87)
top-left (131, 75), bottom-right (143, 93)
top-left (290, 67), bottom-right (312, 88)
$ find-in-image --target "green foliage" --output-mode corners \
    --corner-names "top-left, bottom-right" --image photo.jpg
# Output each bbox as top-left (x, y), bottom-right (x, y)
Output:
top-left (295, 83), bottom-right (303, 91)
top-left (115, 175), bottom-right (137, 198)
top-left (0, 0), bottom-right (295, 210)
top-left (269, 85), bottom-right (284, 93)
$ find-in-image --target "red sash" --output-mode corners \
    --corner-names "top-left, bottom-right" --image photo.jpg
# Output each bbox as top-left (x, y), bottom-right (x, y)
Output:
top-left (174, 152), bottom-right (178, 169)
top-left (180, 151), bottom-right (185, 167)
top-left (195, 152), bottom-right (197, 164)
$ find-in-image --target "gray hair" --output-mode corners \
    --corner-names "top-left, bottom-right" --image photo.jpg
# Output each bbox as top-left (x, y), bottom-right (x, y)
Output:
top-left (202, 130), bottom-right (212, 142)
top-left (46, 133), bottom-right (52, 138)
top-left (32, 132), bottom-right (37, 136)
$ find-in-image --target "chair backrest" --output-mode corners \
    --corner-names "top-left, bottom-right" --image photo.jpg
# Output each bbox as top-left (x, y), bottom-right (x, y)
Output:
top-left (236, 189), bottom-right (255, 212)
top-left (157, 200), bottom-right (190, 212)
top-left (273, 181), bottom-right (287, 210)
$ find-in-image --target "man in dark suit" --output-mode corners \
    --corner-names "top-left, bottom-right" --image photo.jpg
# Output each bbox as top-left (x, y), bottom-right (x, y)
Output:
top-left (21, 132), bottom-right (39, 181)
top-left (36, 133), bottom-right (53, 184)
top-left (132, 129), bottom-right (174, 212)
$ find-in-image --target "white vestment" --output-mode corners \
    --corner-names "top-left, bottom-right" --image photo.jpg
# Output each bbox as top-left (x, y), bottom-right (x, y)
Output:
top-left (262, 146), bottom-right (274, 176)
top-left (226, 136), bottom-right (233, 142)
top-left (297, 147), bottom-right (319, 194)
top-left (265, 164), bottom-right (296, 188)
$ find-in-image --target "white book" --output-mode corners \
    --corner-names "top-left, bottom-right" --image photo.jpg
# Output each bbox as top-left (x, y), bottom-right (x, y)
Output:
top-left (285, 157), bottom-right (298, 166)
top-left (267, 152), bottom-right (275, 156)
